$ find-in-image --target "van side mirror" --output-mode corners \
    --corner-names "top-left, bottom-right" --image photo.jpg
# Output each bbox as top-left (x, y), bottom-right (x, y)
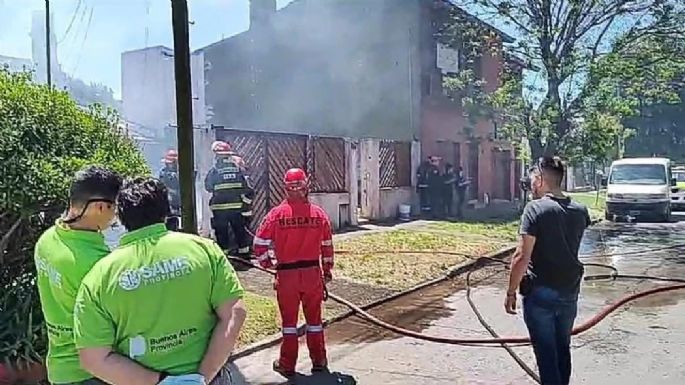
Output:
top-left (671, 178), bottom-right (677, 186)
top-left (601, 177), bottom-right (608, 187)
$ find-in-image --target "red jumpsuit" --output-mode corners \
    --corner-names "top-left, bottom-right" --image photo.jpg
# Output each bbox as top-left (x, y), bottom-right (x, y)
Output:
top-left (253, 199), bottom-right (334, 372)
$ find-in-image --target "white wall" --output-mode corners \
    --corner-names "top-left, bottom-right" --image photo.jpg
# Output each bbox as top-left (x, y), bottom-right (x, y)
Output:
top-left (309, 193), bottom-right (351, 230)
top-left (379, 187), bottom-right (413, 219)
top-left (122, 46), bottom-right (205, 136)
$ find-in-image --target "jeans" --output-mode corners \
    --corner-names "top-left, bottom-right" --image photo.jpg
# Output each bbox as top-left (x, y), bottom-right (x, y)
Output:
top-left (523, 285), bottom-right (579, 385)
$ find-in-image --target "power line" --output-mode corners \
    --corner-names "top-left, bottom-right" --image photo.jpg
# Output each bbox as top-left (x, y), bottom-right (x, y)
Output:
top-left (57, 0), bottom-right (82, 45)
top-left (69, 4), bottom-right (93, 76)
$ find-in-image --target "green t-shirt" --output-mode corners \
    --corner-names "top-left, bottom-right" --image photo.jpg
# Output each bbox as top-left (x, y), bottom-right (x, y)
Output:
top-left (74, 223), bottom-right (244, 375)
top-left (34, 220), bottom-right (111, 384)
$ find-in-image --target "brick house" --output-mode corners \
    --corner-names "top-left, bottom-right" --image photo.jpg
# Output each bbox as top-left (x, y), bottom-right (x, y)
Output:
top-left (197, 0), bottom-right (521, 222)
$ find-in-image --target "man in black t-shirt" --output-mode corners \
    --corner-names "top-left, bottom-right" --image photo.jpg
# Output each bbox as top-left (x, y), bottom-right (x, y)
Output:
top-left (505, 156), bottom-right (590, 385)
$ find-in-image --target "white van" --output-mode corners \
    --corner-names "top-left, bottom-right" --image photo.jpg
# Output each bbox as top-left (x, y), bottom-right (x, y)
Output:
top-left (605, 157), bottom-right (675, 222)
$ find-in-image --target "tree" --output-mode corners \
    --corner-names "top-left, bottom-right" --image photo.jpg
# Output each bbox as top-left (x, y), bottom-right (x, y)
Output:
top-left (446, 0), bottom-right (685, 160)
top-left (0, 70), bottom-right (149, 367)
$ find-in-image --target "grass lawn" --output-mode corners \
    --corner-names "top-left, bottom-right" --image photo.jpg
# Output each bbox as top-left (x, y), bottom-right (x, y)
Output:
top-left (238, 292), bottom-right (279, 347)
top-left (334, 222), bottom-right (517, 289)
top-left (568, 190), bottom-right (606, 220)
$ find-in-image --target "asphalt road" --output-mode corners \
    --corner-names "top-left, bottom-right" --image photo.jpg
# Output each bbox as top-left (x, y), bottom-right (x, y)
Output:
top-left (229, 218), bottom-right (685, 385)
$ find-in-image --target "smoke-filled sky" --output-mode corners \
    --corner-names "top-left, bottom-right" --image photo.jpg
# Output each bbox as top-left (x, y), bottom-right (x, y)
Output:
top-left (0, 0), bottom-right (294, 98)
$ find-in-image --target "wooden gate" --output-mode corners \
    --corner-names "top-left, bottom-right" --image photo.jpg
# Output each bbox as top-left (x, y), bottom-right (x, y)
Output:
top-left (266, 134), bottom-right (308, 207)
top-left (215, 128), bottom-right (346, 227)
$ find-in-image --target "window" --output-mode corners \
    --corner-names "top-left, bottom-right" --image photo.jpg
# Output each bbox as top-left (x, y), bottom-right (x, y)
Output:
top-left (609, 164), bottom-right (667, 185)
top-left (437, 43), bottom-right (460, 75)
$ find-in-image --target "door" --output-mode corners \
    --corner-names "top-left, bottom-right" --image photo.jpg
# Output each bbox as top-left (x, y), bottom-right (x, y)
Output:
top-left (493, 150), bottom-right (512, 200)
top-left (468, 142), bottom-right (479, 201)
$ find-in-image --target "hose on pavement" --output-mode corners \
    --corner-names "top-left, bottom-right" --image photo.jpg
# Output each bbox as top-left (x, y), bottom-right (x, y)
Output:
top-left (226, 254), bottom-right (685, 345)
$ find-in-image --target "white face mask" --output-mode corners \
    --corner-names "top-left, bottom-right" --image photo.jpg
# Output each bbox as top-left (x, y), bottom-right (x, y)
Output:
top-left (102, 219), bottom-right (126, 250)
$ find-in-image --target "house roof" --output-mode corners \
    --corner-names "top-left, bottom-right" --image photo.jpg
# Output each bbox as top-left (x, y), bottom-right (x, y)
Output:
top-left (198, 0), bottom-right (516, 52)
top-left (439, 1), bottom-right (515, 43)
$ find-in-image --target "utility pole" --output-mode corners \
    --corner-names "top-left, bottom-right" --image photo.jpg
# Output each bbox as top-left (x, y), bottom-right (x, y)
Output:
top-left (171, 0), bottom-right (197, 233)
top-left (45, 0), bottom-right (51, 87)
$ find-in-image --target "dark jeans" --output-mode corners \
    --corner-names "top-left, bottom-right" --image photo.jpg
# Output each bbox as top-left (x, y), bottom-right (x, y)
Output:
top-left (456, 191), bottom-right (466, 218)
top-left (212, 210), bottom-right (250, 255)
top-left (523, 285), bottom-right (579, 385)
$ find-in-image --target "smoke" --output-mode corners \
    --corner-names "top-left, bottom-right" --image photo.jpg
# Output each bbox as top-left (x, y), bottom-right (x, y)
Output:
top-left (203, 0), bottom-right (421, 141)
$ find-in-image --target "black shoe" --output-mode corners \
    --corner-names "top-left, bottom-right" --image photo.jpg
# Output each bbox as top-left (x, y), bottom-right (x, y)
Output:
top-left (273, 360), bottom-right (295, 379)
top-left (311, 360), bottom-right (328, 373)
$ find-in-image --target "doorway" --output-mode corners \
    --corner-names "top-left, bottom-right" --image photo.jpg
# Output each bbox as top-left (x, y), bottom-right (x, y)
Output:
top-left (468, 142), bottom-right (480, 201)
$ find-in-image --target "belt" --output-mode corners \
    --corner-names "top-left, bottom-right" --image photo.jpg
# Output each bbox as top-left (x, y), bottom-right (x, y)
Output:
top-left (276, 260), bottom-right (320, 271)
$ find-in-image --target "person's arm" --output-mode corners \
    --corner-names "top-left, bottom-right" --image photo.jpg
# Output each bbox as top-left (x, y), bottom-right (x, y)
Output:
top-left (253, 212), bottom-right (276, 269)
top-left (79, 348), bottom-right (160, 385)
top-left (198, 245), bottom-right (247, 381)
top-left (505, 204), bottom-right (538, 314)
top-left (204, 169), bottom-right (215, 193)
top-left (74, 279), bottom-right (161, 385)
top-left (321, 216), bottom-right (334, 282)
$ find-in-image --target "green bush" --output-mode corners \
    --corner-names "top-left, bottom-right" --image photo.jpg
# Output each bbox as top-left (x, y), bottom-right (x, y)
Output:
top-left (0, 70), bottom-right (149, 366)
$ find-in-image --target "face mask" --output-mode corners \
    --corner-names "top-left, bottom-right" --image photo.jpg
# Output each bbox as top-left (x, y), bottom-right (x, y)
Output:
top-left (102, 219), bottom-right (126, 250)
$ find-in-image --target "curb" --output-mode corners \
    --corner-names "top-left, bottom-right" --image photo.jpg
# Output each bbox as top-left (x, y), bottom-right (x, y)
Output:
top-left (230, 244), bottom-right (517, 361)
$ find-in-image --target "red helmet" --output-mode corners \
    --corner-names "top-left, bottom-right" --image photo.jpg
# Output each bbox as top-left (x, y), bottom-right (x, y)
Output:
top-left (284, 168), bottom-right (308, 191)
top-left (211, 140), bottom-right (232, 155)
top-left (163, 149), bottom-right (178, 163)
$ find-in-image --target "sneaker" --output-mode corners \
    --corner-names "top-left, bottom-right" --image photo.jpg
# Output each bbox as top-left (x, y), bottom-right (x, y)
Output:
top-left (273, 360), bottom-right (295, 379)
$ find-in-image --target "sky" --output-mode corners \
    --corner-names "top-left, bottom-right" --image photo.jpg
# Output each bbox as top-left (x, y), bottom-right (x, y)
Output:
top-left (0, 0), bottom-right (294, 98)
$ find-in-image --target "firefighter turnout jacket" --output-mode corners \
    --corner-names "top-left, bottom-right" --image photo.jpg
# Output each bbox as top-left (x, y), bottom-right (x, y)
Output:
top-left (204, 155), bottom-right (254, 216)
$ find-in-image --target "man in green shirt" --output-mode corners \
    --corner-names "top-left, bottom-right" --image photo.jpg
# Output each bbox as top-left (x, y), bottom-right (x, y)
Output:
top-left (74, 177), bottom-right (247, 385)
top-left (35, 166), bottom-right (123, 385)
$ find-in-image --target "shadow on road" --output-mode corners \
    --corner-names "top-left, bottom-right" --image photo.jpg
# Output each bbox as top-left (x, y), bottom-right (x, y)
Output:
top-left (227, 362), bottom-right (356, 385)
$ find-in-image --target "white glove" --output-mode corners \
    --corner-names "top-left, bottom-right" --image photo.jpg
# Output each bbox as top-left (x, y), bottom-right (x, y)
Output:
top-left (158, 374), bottom-right (207, 385)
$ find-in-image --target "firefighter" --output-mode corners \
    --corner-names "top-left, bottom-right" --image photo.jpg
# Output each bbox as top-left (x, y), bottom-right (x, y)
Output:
top-left (253, 168), bottom-right (334, 379)
top-left (159, 149), bottom-right (181, 230)
top-left (204, 141), bottom-right (253, 260)
top-left (417, 157), bottom-right (431, 217)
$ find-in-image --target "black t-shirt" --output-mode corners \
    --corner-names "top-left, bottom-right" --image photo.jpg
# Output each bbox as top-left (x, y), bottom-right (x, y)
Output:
top-left (520, 195), bottom-right (590, 293)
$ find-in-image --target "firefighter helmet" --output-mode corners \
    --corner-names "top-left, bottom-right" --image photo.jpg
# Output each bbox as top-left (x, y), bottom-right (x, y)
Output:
top-left (284, 168), bottom-right (308, 191)
top-left (211, 140), bottom-right (233, 155)
top-left (163, 149), bottom-right (178, 164)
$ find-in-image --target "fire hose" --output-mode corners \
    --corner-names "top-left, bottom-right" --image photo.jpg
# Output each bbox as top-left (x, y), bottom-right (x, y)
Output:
top-left (228, 251), bottom-right (685, 345)
top-left (226, 248), bottom-right (685, 384)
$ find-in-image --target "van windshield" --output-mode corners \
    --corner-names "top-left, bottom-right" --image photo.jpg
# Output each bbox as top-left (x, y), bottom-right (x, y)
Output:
top-left (674, 171), bottom-right (685, 183)
top-left (610, 164), bottom-right (667, 185)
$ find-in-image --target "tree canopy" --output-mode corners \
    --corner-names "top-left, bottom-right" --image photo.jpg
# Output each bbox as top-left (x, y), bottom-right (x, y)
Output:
top-left (442, 0), bottom-right (685, 162)
top-left (0, 70), bottom-right (149, 364)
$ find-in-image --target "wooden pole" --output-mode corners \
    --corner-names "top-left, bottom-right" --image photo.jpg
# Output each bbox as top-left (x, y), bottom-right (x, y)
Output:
top-left (171, 0), bottom-right (197, 233)
top-left (45, 0), bottom-right (52, 87)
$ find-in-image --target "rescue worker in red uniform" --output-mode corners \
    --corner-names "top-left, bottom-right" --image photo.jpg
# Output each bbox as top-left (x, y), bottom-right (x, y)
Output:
top-left (253, 168), bottom-right (334, 378)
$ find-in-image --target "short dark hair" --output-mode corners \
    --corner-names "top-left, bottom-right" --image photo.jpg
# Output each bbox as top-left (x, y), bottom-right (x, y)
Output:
top-left (536, 156), bottom-right (565, 186)
top-left (117, 177), bottom-right (170, 231)
top-left (69, 166), bottom-right (123, 205)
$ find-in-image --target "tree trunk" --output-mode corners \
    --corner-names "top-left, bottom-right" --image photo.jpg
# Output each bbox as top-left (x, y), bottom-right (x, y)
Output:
top-left (529, 136), bottom-right (544, 161)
